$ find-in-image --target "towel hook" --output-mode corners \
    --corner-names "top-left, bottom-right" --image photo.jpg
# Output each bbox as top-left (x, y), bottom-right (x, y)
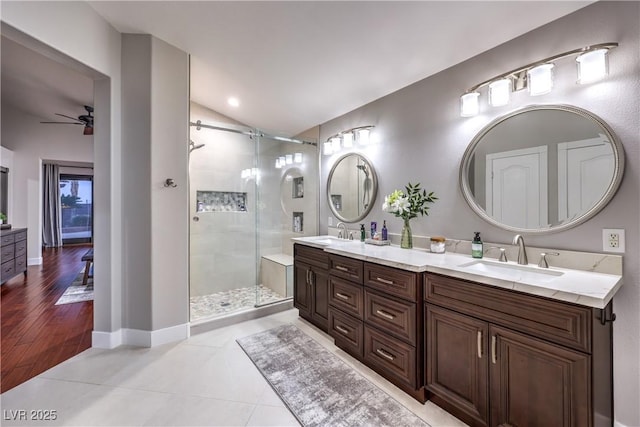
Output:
top-left (164, 178), bottom-right (177, 188)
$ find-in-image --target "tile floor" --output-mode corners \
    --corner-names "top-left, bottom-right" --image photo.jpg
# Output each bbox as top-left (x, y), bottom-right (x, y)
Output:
top-left (190, 286), bottom-right (284, 321)
top-left (0, 309), bottom-right (467, 427)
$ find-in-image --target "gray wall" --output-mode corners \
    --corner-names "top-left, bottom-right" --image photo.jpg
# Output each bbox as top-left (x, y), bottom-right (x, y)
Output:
top-left (121, 34), bottom-right (190, 331)
top-left (319, 3), bottom-right (639, 425)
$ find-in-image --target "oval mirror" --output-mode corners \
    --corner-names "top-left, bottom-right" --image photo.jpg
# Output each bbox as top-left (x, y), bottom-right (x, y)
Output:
top-left (460, 104), bottom-right (624, 234)
top-left (327, 153), bottom-right (378, 223)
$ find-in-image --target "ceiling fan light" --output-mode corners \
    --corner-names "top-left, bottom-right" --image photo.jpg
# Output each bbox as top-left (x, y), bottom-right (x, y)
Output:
top-left (83, 126), bottom-right (93, 136)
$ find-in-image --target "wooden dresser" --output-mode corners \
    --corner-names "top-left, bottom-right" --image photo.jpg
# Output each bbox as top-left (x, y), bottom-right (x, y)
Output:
top-left (1, 228), bottom-right (28, 284)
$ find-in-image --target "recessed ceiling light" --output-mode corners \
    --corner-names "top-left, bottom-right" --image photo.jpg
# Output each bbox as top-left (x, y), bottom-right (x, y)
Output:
top-left (227, 97), bottom-right (240, 107)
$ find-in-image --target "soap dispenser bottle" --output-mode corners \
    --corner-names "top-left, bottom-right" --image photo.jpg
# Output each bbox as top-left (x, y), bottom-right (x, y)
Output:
top-left (472, 232), bottom-right (483, 258)
top-left (381, 220), bottom-right (388, 241)
top-left (360, 224), bottom-right (366, 242)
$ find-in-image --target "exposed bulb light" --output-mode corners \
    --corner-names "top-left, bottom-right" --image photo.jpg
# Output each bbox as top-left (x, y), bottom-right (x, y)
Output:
top-left (527, 63), bottom-right (554, 96)
top-left (227, 97), bottom-right (240, 107)
top-left (342, 132), bottom-right (354, 148)
top-left (285, 154), bottom-right (293, 165)
top-left (488, 78), bottom-right (511, 107)
top-left (577, 49), bottom-right (608, 84)
top-left (357, 128), bottom-right (370, 145)
top-left (460, 92), bottom-right (480, 117)
top-left (331, 137), bottom-right (341, 152)
top-left (294, 152), bottom-right (302, 163)
top-left (323, 141), bottom-right (333, 155)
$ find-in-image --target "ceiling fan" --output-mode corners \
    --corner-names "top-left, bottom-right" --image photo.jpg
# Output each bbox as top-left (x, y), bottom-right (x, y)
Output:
top-left (40, 105), bottom-right (94, 135)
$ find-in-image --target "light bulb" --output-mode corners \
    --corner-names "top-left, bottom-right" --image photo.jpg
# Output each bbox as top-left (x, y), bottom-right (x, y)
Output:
top-left (527, 64), bottom-right (554, 96)
top-left (294, 152), bottom-right (302, 163)
top-left (342, 132), bottom-right (354, 148)
top-left (488, 78), bottom-right (510, 107)
top-left (323, 141), bottom-right (333, 155)
top-left (577, 49), bottom-right (608, 84)
top-left (275, 158), bottom-right (282, 169)
top-left (285, 154), bottom-right (293, 165)
top-left (357, 128), bottom-right (370, 145)
top-left (331, 137), bottom-right (341, 152)
top-left (460, 92), bottom-right (479, 117)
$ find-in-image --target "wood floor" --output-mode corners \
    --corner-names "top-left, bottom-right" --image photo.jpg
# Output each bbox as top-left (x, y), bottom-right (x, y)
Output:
top-left (1, 245), bottom-right (93, 393)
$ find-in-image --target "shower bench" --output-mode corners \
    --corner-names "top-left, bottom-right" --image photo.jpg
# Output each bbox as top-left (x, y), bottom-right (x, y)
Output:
top-left (260, 254), bottom-right (293, 298)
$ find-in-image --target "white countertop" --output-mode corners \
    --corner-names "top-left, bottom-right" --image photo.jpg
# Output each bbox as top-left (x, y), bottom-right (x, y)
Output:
top-left (292, 236), bottom-right (623, 309)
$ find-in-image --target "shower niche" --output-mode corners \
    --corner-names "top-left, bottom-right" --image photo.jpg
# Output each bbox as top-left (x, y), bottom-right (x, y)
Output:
top-left (195, 190), bottom-right (247, 212)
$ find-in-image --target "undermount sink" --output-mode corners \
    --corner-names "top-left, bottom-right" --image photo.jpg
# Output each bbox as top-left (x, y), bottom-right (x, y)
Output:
top-left (304, 235), bottom-right (344, 246)
top-left (457, 259), bottom-right (564, 283)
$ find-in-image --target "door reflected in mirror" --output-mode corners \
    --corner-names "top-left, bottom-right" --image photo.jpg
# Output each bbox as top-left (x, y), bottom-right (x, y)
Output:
top-left (460, 105), bottom-right (624, 234)
top-left (327, 153), bottom-right (378, 223)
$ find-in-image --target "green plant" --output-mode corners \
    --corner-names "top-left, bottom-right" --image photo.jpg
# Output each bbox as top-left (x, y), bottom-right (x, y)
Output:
top-left (382, 183), bottom-right (437, 221)
top-left (0, 212), bottom-right (6, 221)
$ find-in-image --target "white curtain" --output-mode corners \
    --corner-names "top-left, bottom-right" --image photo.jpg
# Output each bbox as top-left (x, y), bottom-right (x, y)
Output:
top-left (42, 163), bottom-right (62, 247)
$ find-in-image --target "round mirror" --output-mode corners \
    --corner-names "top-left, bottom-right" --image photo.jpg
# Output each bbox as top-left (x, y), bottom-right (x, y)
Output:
top-left (327, 153), bottom-right (378, 223)
top-left (460, 104), bottom-right (624, 234)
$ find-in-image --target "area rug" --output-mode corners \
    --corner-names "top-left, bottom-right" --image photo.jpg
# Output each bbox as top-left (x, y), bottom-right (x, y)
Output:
top-left (55, 269), bottom-right (93, 305)
top-left (236, 324), bottom-right (429, 427)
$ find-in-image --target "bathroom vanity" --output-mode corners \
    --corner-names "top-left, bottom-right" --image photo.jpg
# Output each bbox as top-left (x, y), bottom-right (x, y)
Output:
top-left (292, 237), bottom-right (622, 427)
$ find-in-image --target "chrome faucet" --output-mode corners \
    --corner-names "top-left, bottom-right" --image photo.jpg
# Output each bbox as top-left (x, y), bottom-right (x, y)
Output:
top-left (336, 222), bottom-right (348, 239)
top-left (512, 234), bottom-right (528, 265)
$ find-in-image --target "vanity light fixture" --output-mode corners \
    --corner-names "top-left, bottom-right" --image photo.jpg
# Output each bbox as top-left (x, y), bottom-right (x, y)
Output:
top-left (294, 152), bottom-right (303, 163)
top-left (285, 154), bottom-right (293, 165)
top-left (275, 158), bottom-right (282, 169)
top-left (323, 126), bottom-right (375, 155)
top-left (279, 156), bottom-right (286, 166)
top-left (460, 42), bottom-right (618, 117)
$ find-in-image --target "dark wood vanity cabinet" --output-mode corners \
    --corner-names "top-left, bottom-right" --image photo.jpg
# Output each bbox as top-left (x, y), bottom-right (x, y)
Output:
top-left (293, 244), bottom-right (329, 331)
top-left (424, 272), bottom-right (612, 427)
top-left (1, 228), bottom-right (28, 284)
top-left (325, 254), bottom-right (426, 402)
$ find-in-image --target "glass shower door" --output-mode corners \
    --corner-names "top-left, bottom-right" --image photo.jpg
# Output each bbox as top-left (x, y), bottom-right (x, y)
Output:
top-left (255, 134), bottom-right (318, 306)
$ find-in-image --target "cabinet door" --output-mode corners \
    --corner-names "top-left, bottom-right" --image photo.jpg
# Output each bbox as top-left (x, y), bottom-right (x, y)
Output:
top-left (293, 261), bottom-right (311, 319)
top-left (311, 267), bottom-right (329, 330)
top-left (425, 304), bottom-right (489, 427)
top-left (489, 325), bottom-right (590, 427)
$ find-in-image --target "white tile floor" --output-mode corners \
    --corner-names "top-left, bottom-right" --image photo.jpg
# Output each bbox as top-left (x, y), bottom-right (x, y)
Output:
top-left (0, 309), bottom-right (467, 427)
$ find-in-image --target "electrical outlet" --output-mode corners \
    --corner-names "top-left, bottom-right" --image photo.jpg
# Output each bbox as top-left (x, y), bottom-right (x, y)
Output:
top-left (328, 217), bottom-right (333, 226)
top-left (603, 228), bottom-right (625, 253)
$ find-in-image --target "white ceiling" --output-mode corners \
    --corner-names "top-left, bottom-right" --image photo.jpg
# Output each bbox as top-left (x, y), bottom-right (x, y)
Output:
top-left (3, 1), bottom-right (591, 137)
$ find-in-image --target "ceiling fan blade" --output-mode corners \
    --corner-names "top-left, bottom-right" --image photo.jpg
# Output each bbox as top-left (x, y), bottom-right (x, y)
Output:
top-left (55, 113), bottom-right (82, 122)
top-left (40, 121), bottom-right (84, 125)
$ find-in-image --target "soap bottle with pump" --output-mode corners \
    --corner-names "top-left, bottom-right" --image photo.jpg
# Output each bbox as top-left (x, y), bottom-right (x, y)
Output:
top-left (360, 224), bottom-right (366, 242)
top-left (472, 232), bottom-right (483, 258)
top-left (381, 220), bottom-right (388, 241)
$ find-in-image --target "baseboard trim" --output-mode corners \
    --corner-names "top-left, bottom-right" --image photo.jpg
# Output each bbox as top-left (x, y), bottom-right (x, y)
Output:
top-left (92, 329), bottom-right (123, 349)
top-left (27, 257), bottom-right (43, 266)
top-left (92, 323), bottom-right (189, 348)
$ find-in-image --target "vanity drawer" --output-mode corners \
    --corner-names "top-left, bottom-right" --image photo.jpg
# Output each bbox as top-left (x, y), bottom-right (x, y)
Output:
top-left (15, 255), bottom-right (27, 272)
top-left (294, 244), bottom-right (329, 269)
top-left (329, 277), bottom-right (364, 319)
top-left (329, 308), bottom-right (363, 359)
top-left (1, 234), bottom-right (14, 246)
top-left (14, 231), bottom-right (27, 242)
top-left (364, 290), bottom-right (416, 345)
top-left (15, 240), bottom-right (27, 257)
top-left (365, 263), bottom-right (418, 302)
top-left (425, 273), bottom-right (592, 353)
top-left (364, 325), bottom-right (416, 388)
top-left (329, 254), bottom-right (363, 283)
top-left (1, 260), bottom-right (15, 282)
top-left (1, 244), bottom-right (14, 260)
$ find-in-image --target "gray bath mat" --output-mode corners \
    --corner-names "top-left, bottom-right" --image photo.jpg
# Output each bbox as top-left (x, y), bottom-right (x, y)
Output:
top-left (236, 324), bottom-right (429, 427)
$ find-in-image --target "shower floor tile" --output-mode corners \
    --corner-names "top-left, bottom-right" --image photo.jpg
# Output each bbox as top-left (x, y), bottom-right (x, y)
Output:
top-left (190, 285), bottom-right (284, 321)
